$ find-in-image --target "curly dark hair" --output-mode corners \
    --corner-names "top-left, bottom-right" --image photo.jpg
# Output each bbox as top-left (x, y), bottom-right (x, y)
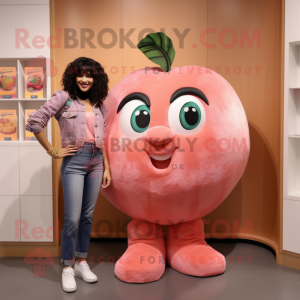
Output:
top-left (60, 57), bottom-right (109, 107)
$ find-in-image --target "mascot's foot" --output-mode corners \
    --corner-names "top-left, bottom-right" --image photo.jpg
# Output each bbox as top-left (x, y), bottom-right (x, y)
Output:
top-left (166, 218), bottom-right (226, 277)
top-left (115, 219), bottom-right (166, 283)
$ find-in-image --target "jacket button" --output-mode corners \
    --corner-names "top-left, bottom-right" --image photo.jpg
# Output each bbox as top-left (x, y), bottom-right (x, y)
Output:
top-left (82, 122), bottom-right (85, 124)
top-left (95, 113), bottom-right (98, 116)
top-left (97, 136), bottom-right (99, 138)
top-left (95, 125), bottom-right (98, 127)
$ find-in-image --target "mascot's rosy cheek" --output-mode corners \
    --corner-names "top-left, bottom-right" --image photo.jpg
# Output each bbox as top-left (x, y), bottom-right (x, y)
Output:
top-left (101, 64), bottom-right (250, 283)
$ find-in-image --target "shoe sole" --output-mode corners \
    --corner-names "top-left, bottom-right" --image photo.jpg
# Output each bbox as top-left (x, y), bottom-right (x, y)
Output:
top-left (74, 271), bottom-right (98, 283)
top-left (62, 285), bottom-right (77, 293)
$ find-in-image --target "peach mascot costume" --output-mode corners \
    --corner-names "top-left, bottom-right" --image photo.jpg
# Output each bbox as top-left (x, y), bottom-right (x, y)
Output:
top-left (101, 32), bottom-right (250, 283)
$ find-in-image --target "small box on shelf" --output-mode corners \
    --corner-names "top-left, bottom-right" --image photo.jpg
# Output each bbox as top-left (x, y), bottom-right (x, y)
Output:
top-left (18, 58), bottom-right (47, 99)
top-left (24, 67), bottom-right (44, 99)
top-left (0, 109), bottom-right (17, 141)
top-left (0, 100), bottom-right (18, 141)
top-left (0, 59), bottom-right (18, 100)
top-left (0, 67), bottom-right (17, 99)
top-left (20, 99), bottom-right (48, 142)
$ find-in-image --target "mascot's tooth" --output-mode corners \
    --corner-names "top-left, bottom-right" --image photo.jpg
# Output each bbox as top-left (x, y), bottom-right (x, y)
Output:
top-left (150, 153), bottom-right (173, 161)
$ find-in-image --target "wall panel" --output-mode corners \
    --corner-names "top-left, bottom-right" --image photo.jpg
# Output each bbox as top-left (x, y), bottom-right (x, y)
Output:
top-left (205, 0), bottom-right (282, 250)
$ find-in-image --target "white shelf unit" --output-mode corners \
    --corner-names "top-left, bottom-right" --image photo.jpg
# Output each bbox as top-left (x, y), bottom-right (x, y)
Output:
top-left (284, 43), bottom-right (300, 202)
top-left (0, 57), bottom-right (53, 242)
top-left (283, 0), bottom-right (300, 255)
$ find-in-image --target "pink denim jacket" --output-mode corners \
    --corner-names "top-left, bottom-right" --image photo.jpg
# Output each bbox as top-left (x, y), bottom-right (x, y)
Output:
top-left (25, 90), bottom-right (108, 148)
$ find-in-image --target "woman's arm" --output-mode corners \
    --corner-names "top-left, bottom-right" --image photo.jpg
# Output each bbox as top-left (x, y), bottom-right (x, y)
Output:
top-left (26, 90), bottom-right (68, 134)
top-left (26, 90), bottom-right (78, 158)
top-left (33, 128), bottom-right (52, 152)
top-left (101, 145), bottom-right (111, 188)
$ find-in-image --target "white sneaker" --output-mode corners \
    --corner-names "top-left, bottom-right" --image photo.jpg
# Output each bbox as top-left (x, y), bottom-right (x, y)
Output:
top-left (74, 260), bottom-right (98, 283)
top-left (62, 267), bottom-right (77, 292)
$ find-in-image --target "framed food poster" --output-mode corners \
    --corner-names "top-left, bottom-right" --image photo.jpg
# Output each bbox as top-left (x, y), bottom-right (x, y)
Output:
top-left (0, 67), bottom-right (17, 99)
top-left (24, 67), bottom-right (44, 98)
top-left (0, 110), bottom-right (17, 140)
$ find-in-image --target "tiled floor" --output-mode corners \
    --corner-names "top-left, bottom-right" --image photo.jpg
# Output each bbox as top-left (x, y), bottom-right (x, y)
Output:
top-left (0, 239), bottom-right (299, 300)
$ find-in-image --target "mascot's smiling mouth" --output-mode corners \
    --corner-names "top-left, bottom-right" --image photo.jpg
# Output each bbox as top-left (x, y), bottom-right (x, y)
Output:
top-left (144, 148), bottom-right (177, 169)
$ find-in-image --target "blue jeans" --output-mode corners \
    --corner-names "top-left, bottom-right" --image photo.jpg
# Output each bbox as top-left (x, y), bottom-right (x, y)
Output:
top-left (60, 142), bottom-right (103, 266)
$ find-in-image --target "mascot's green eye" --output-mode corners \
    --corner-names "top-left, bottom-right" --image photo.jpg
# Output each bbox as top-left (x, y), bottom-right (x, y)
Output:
top-left (179, 102), bottom-right (201, 130)
top-left (131, 105), bottom-right (151, 132)
top-left (168, 95), bottom-right (206, 135)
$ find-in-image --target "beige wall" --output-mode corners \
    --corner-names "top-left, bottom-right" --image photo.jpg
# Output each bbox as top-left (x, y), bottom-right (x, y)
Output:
top-left (50, 0), bottom-right (284, 259)
top-left (205, 0), bottom-right (282, 251)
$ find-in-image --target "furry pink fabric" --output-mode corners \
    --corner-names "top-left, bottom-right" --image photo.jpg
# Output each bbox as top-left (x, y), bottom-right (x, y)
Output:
top-left (115, 219), bottom-right (166, 283)
top-left (167, 218), bottom-right (226, 276)
top-left (101, 66), bottom-right (250, 283)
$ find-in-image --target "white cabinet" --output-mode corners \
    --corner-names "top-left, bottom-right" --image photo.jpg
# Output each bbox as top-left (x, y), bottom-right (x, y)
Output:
top-left (0, 147), bottom-right (19, 195)
top-left (0, 146), bottom-right (53, 242)
top-left (19, 146), bottom-right (52, 196)
top-left (0, 146), bottom-right (52, 197)
top-left (283, 199), bottom-right (300, 254)
top-left (0, 196), bottom-right (20, 242)
top-left (20, 196), bottom-right (53, 242)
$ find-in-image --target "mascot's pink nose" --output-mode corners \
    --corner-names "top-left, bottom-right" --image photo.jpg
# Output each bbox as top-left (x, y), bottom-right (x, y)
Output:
top-left (143, 126), bottom-right (175, 145)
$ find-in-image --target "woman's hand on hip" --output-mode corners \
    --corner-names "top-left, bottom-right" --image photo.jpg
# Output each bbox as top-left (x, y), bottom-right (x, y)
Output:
top-left (57, 145), bottom-right (79, 159)
top-left (101, 168), bottom-right (111, 188)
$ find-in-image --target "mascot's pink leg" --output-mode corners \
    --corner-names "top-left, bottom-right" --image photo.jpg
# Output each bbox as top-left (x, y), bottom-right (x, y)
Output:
top-left (115, 219), bottom-right (166, 283)
top-left (166, 218), bottom-right (226, 277)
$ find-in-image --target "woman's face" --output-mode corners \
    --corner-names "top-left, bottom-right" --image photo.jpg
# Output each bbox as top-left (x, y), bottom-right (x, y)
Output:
top-left (76, 71), bottom-right (94, 93)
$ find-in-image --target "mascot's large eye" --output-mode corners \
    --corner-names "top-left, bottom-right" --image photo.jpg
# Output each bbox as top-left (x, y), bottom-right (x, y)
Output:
top-left (131, 105), bottom-right (150, 132)
top-left (179, 101), bottom-right (201, 129)
top-left (119, 99), bottom-right (151, 138)
top-left (168, 95), bottom-right (206, 135)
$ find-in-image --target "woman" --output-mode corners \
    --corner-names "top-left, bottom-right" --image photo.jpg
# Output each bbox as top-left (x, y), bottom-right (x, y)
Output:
top-left (26, 57), bottom-right (111, 293)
